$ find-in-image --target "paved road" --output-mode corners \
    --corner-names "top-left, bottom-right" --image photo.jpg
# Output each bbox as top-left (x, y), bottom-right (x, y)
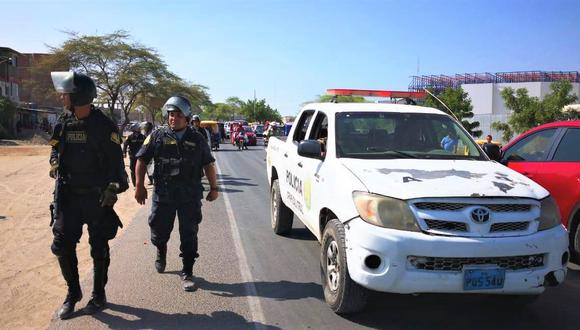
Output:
top-left (50, 139), bottom-right (580, 329)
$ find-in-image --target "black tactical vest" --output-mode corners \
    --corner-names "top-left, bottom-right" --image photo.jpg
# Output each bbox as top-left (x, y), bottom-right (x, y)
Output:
top-left (61, 117), bottom-right (107, 188)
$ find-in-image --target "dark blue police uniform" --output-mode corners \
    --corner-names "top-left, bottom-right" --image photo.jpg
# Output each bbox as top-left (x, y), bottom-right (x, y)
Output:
top-left (123, 131), bottom-right (146, 186)
top-left (136, 125), bottom-right (215, 273)
top-left (49, 108), bottom-right (128, 307)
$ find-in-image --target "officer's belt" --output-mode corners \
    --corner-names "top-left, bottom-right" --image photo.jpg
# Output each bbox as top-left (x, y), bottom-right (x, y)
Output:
top-left (63, 185), bottom-right (102, 195)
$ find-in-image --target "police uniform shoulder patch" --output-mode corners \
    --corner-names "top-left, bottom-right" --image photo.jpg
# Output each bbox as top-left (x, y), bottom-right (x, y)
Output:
top-left (48, 139), bottom-right (59, 147)
top-left (111, 132), bottom-right (121, 145)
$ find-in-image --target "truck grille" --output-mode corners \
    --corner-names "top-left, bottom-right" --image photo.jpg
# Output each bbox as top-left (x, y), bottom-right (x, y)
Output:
top-left (408, 254), bottom-right (544, 272)
top-left (415, 202), bottom-right (531, 212)
top-left (424, 219), bottom-right (468, 232)
top-left (490, 222), bottom-right (529, 232)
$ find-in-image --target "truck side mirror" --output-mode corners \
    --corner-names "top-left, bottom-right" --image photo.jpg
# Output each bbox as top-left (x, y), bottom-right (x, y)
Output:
top-left (298, 140), bottom-right (323, 159)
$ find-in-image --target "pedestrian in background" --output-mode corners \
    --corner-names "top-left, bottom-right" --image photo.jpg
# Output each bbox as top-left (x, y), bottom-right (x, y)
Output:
top-left (123, 124), bottom-right (146, 187)
top-left (482, 134), bottom-right (501, 161)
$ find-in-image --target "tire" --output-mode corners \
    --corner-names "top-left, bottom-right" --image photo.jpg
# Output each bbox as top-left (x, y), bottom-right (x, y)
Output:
top-left (321, 219), bottom-right (368, 314)
top-left (571, 220), bottom-right (580, 264)
top-left (270, 179), bottom-right (293, 235)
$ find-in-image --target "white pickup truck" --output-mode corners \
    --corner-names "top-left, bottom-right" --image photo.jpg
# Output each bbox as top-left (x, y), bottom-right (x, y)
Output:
top-left (266, 102), bottom-right (569, 313)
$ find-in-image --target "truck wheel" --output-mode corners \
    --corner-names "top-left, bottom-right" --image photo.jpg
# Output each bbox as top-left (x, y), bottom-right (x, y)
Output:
top-left (271, 179), bottom-right (293, 235)
top-left (321, 219), bottom-right (367, 314)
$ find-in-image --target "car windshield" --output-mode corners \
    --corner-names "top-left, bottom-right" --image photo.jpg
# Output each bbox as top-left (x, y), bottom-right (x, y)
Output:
top-left (255, 125), bottom-right (264, 134)
top-left (335, 112), bottom-right (485, 160)
top-left (243, 125), bottom-right (252, 132)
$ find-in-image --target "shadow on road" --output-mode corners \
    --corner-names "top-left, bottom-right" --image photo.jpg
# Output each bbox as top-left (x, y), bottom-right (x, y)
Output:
top-left (162, 273), bottom-right (323, 302)
top-left (214, 147), bottom-right (264, 153)
top-left (201, 279), bottom-right (323, 301)
top-left (92, 303), bottom-right (280, 330)
top-left (284, 227), bottom-right (317, 241)
top-left (215, 174), bottom-right (258, 194)
top-left (343, 267), bottom-right (580, 330)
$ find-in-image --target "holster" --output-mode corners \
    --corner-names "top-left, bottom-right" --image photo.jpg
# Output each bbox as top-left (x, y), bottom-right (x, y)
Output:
top-left (102, 207), bottom-right (123, 240)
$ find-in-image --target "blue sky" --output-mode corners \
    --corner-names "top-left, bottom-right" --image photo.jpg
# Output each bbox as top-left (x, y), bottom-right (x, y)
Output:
top-left (3, 0), bottom-right (580, 116)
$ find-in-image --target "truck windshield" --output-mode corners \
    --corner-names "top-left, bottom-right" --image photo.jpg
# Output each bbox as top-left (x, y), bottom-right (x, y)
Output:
top-left (335, 112), bottom-right (485, 160)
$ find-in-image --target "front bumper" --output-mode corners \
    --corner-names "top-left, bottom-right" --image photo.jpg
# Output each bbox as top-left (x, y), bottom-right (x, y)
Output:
top-left (345, 218), bottom-right (569, 294)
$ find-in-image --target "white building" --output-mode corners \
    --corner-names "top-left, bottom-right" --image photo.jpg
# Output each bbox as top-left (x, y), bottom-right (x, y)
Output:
top-left (464, 81), bottom-right (580, 141)
top-left (409, 71), bottom-right (580, 142)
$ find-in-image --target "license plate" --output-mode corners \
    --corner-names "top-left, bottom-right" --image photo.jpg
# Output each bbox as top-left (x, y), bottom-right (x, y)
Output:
top-left (463, 268), bottom-right (505, 291)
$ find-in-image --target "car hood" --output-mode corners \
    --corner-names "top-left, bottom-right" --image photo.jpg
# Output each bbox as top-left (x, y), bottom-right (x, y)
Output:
top-left (340, 159), bottom-right (549, 200)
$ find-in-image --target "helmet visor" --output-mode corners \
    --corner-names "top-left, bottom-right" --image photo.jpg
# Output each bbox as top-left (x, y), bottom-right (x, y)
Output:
top-left (162, 96), bottom-right (192, 117)
top-left (51, 72), bottom-right (75, 93)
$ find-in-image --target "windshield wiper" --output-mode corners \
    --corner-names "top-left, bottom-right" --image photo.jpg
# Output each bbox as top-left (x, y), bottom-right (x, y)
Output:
top-left (365, 147), bottom-right (417, 158)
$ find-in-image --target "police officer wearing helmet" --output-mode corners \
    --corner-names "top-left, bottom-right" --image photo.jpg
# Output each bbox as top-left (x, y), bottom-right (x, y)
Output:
top-left (134, 95), bottom-right (219, 291)
top-left (191, 114), bottom-right (210, 144)
top-left (123, 124), bottom-right (146, 186)
top-left (48, 71), bottom-right (129, 319)
top-left (140, 121), bottom-right (155, 185)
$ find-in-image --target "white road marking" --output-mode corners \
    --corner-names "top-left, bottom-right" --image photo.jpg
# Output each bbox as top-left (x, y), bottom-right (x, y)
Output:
top-left (215, 161), bottom-right (266, 329)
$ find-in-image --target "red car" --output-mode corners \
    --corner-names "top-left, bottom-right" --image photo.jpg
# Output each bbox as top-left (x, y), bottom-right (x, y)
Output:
top-left (500, 121), bottom-right (580, 262)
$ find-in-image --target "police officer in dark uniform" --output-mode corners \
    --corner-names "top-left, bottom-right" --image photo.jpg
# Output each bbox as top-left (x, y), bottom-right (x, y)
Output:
top-left (123, 124), bottom-right (146, 186)
top-left (191, 114), bottom-right (210, 143)
top-left (48, 71), bottom-right (129, 319)
top-left (141, 121), bottom-right (155, 185)
top-left (134, 95), bottom-right (219, 291)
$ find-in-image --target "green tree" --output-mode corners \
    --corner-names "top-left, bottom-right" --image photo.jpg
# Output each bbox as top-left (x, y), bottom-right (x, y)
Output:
top-left (424, 87), bottom-right (482, 137)
top-left (135, 77), bottom-right (211, 124)
top-left (0, 96), bottom-right (17, 138)
top-left (240, 98), bottom-right (282, 122)
top-left (46, 31), bottom-right (173, 127)
top-left (317, 94), bottom-right (366, 103)
top-left (492, 81), bottom-right (578, 141)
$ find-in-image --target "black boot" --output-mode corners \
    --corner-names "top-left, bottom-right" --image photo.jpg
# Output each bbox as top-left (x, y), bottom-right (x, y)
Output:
top-left (181, 272), bottom-right (196, 292)
top-left (181, 261), bottom-right (195, 291)
top-left (155, 245), bottom-right (167, 273)
top-left (56, 255), bottom-right (82, 320)
top-left (84, 258), bottom-right (108, 315)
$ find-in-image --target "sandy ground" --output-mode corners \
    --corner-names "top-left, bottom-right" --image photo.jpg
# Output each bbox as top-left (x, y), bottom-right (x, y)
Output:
top-left (0, 144), bottom-right (148, 330)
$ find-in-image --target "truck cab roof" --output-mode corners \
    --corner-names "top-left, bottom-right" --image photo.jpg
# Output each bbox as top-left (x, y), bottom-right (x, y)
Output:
top-left (301, 102), bottom-right (447, 116)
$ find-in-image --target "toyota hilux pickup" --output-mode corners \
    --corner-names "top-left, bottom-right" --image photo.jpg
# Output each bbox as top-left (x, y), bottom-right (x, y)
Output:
top-left (266, 101), bottom-right (569, 313)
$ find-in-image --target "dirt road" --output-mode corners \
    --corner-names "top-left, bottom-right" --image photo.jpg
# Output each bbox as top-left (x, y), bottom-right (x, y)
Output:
top-left (0, 145), bottom-right (146, 329)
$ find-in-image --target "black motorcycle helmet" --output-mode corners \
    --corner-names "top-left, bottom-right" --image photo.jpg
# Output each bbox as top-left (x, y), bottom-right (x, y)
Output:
top-left (51, 71), bottom-right (97, 107)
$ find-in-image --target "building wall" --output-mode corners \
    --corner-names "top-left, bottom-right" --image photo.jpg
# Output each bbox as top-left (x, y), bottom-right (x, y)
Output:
top-left (0, 48), bottom-right (20, 103)
top-left (463, 81), bottom-right (580, 143)
top-left (17, 53), bottom-right (63, 108)
top-left (463, 82), bottom-right (580, 115)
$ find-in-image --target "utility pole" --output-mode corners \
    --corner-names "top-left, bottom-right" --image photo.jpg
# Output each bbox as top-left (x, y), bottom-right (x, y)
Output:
top-left (253, 89), bottom-right (256, 122)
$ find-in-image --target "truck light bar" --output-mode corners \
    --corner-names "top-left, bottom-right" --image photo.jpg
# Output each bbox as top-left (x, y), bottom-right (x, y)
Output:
top-left (327, 89), bottom-right (426, 99)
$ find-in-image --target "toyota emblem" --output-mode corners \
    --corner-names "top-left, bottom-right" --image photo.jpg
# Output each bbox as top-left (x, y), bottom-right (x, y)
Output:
top-left (471, 208), bottom-right (490, 223)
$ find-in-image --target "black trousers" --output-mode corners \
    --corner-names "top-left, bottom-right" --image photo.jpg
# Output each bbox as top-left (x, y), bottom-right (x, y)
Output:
top-left (129, 156), bottom-right (137, 186)
top-left (149, 196), bottom-right (202, 272)
top-left (51, 192), bottom-right (110, 261)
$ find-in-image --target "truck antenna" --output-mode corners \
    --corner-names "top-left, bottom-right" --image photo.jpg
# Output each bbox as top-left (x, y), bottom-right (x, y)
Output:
top-left (423, 88), bottom-right (459, 121)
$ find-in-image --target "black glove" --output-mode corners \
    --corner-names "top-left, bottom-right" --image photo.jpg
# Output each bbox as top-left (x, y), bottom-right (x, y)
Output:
top-left (100, 183), bottom-right (120, 207)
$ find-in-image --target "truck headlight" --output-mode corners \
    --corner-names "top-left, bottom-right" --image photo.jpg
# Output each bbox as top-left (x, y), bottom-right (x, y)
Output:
top-left (538, 196), bottom-right (561, 231)
top-left (353, 192), bottom-right (420, 232)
